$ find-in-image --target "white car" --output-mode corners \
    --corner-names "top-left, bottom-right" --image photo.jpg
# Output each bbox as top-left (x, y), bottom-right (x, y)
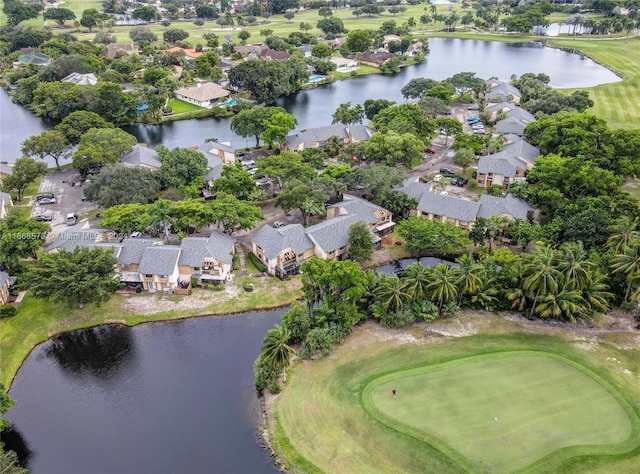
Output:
top-left (433, 174), bottom-right (443, 182)
top-left (256, 178), bottom-right (271, 186)
top-left (440, 191), bottom-right (449, 196)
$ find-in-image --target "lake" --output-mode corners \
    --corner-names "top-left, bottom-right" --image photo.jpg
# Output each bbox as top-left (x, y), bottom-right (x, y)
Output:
top-left (0, 38), bottom-right (621, 161)
top-left (2, 309), bottom-right (288, 474)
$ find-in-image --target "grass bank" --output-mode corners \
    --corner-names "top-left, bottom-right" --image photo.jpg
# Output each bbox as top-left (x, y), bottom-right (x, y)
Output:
top-left (272, 316), bottom-right (640, 473)
top-left (0, 276), bottom-right (303, 388)
top-left (550, 37), bottom-right (640, 129)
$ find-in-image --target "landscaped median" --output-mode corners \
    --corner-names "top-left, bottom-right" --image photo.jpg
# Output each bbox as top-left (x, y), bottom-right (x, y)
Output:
top-left (0, 276), bottom-right (303, 388)
top-left (271, 317), bottom-right (640, 473)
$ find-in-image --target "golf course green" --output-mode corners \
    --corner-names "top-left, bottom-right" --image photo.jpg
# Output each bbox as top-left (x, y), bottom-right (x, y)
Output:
top-left (364, 352), bottom-right (635, 472)
top-left (272, 318), bottom-right (640, 473)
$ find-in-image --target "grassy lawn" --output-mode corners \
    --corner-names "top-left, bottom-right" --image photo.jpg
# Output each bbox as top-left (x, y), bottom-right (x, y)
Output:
top-left (550, 37), bottom-right (640, 129)
top-left (273, 323), bottom-right (640, 473)
top-left (623, 178), bottom-right (640, 200)
top-left (0, 276), bottom-right (303, 387)
top-left (166, 98), bottom-right (205, 114)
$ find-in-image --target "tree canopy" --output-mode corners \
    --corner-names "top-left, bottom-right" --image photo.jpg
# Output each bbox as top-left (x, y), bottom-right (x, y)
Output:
top-left (84, 163), bottom-right (161, 207)
top-left (73, 128), bottom-right (137, 176)
top-left (157, 146), bottom-right (208, 189)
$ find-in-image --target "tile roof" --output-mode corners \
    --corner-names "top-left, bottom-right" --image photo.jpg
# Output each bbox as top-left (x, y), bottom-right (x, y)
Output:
top-left (477, 152), bottom-right (523, 176)
top-left (486, 81), bottom-right (521, 99)
top-left (179, 231), bottom-right (236, 266)
top-left (121, 144), bottom-right (162, 168)
top-left (252, 224), bottom-right (314, 260)
top-left (495, 117), bottom-right (527, 135)
top-left (61, 72), bottom-right (98, 86)
top-left (118, 238), bottom-right (163, 266)
top-left (137, 246), bottom-right (181, 275)
top-left (360, 52), bottom-right (395, 64)
top-left (306, 214), bottom-right (360, 253)
top-left (477, 193), bottom-right (533, 220)
top-left (174, 82), bottom-right (230, 102)
top-left (486, 101), bottom-right (515, 113)
top-left (416, 192), bottom-right (480, 223)
top-left (284, 124), bottom-right (373, 149)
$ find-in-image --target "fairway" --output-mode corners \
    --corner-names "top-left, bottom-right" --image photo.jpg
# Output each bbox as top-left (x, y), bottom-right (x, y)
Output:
top-left (364, 352), bottom-right (633, 472)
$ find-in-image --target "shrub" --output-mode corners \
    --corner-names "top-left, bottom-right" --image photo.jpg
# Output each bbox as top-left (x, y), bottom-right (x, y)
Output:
top-left (300, 327), bottom-right (334, 360)
top-left (413, 300), bottom-right (439, 322)
top-left (486, 185), bottom-right (503, 196)
top-left (254, 356), bottom-right (278, 391)
top-left (248, 252), bottom-right (266, 272)
top-left (440, 301), bottom-right (461, 318)
top-left (212, 283), bottom-right (224, 291)
top-left (379, 307), bottom-right (416, 328)
top-left (232, 253), bottom-right (240, 272)
top-left (268, 379), bottom-right (281, 394)
top-left (243, 282), bottom-right (254, 292)
top-left (190, 277), bottom-right (198, 287)
top-left (0, 306), bottom-right (17, 319)
top-left (281, 303), bottom-right (312, 344)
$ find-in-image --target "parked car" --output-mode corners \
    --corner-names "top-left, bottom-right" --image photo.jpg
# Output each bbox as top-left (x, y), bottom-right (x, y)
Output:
top-left (236, 151), bottom-right (249, 158)
top-left (273, 221), bottom-right (285, 228)
top-left (433, 174), bottom-right (443, 182)
top-left (457, 178), bottom-right (469, 186)
top-left (451, 177), bottom-right (459, 185)
top-left (468, 104), bottom-right (480, 110)
top-left (440, 191), bottom-right (449, 196)
top-left (34, 214), bottom-right (52, 222)
top-left (467, 117), bottom-right (480, 122)
top-left (66, 213), bottom-right (78, 225)
top-left (440, 167), bottom-right (455, 175)
top-left (424, 147), bottom-right (436, 154)
top-left (36, 193), bottom-right (54, 201)
top-left (256, 178), bottom-right (271, 186)
top-left (130, 231), bottom-right (143, 238)
top-left (86, 166), bottom-right (102, 175)
top-left (38, 197), bottom-right (56, 205)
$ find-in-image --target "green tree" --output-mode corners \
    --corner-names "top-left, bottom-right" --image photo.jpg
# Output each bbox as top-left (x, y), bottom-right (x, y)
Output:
top-left (99, 203), bottom-right (152, 234)
top-left (80, 8), bottom-right (108, 32)
top-left (418, 96), bottom-right (449, 118)
top-left (611, 242), bottom-right (640, 302)
top-left (425, 264), bottom-right (459, 310)
top-left (371, 103), bottom-right (435, 137)
top-left (0, 211), bottom-right (50, 271)
top-left (84, 164), bottom-right (161, 207)
top-left (132, 5), bottom-right (158, 23)
top-left (317, 16), bottom-right (345, 34)
top-left (4, 1), bottom-right (38, 25)
top-left (211, 162), bottom-right (256, 199)
top-left (375, 274), bottom-right (410, 313)
top-left (231, 106), bottom-right (288, 148)
top-left (163, 28), bottom-right (189, 44)
top-left (21, 130), bottom-right (71, 170)
top-left (452, 148), bottom-right (476, 174)
top-left (446, 71), bottom-right (486, 97)
top-left (55, 111), bottom-right (114, 145)
top-left (149, 199), bottom-right (174, 241)
top-left (401, 78), bottom-right (439, 99)
top-left (606, 217), bottom-right (639, 254)
top-left (424, 84), bottom-right (455, 103)
top-left (0, 449), bottom-right (28, 474)
top-left (522, 246), bottom-right (561, 319)
top-left (280, 302), bottom-right (312, 344)
top-left (365, 131), bottom-right (425, 168)
top-left (73, 128), bottom-right (137, 177)
top-left (311, 42), bottom-right (333, 58)
top-left (209, 192), bottom-right (265, 234)
top-left (332, 102), bottom-right (364, 127)
top-left (275, 179), bottom-right (327, 226)
top-left (129, 27), bottom-right (158, 45)
top-left (402, 262), bottom-right (432, 301)
top-left (260, 325), bottom-right (294, 382)
top-left (454, 253), bottom-right (485, 303)
top-left (157, 146), bottom-right (208, 189)
top-left (3, 156), bottom-right (47, 201)
top-left (258, 152), bottom-right (315, 189)
top-left (348, 221), bottom-right (374, 261)
top-left (261, 112), bottom-right (297, 149)
top-left (397, 217), bottom-right (471, 255)
top-left (346, 29), bottom-right (372, 52)
top-left (28, 247), bottom-right (121, 308)
top-left (169, 198), bottom-right (215, 233)
top-left (363, 99), bottom-right (395, 120)
top-left (43, 7), bottom-right (76, 26)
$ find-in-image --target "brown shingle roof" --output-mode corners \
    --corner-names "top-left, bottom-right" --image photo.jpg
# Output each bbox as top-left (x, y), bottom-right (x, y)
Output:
top-left (174, 82), bottom-right (230, 102)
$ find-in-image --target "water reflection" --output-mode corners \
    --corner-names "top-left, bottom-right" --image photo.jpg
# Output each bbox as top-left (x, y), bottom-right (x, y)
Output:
top-left (44, 324), bottom-right (134, 380)
top-left (0, 424), bottom-right (33, 467)
top-left (376, 257), bottom-right (459, 274)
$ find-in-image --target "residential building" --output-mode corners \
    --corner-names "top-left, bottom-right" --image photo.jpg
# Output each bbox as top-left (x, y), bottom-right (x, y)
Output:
top-left (44, 222), bottom-right (119, 253)
top-left (137, 246), bottom-right (183, 292)
top-left (107, 44), bottom-right (139, 58)
top-left (330, 56), bottom-right (359, 68)
top-left (0, 192), bottom-right (13, 219)
top-left (117, 238), bottom-right (163, 289)
top-left (484, 79), bottom-right (521, 104)
top-left (16, 52), bottom-right (52, 67)
top-left (121, 144), bottom-right (162, 170)
top-left (477, 194), bottom-right (533, 221)
top-left (173, 82), bottom-right (231, 109)
top-left (0, 271), bottom-right (16, 305)
top-left (476, 136), bottom-right (540, 190)
top-left (284, 124), bottom-right (373, 152)
top-left (61, 72), bottom-right (98, 86)
top-left (359, 52), bottom-right (395, 67)
top-left (260, 48), bottom-right (291, 60)
top-left (193, 142), bottom-right (236, 184)
top-left (178, 232), bottom-right (236, 284)
top-left (251, 195), bottom-right (394, 277)
top-left (0, 162), bottom-right (12, 179)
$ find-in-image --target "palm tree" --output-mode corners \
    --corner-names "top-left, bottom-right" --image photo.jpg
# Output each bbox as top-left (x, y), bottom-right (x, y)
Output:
top-left (374, 274), bottom-right (410, 313)
top-left (558, 241), bottom-right (593, 291)
top-left (580, 270), bottom-right (613, 319)
top-left (424, 264), bottom-right (459, 310)
top-left (522, 246), bottom-right (561, 319)
top-left (402, 263), bottom-right (432, 301)
top-left (606, 217), bottom-right (639, 254)
top-left (149, 199), bottom-right (174, 243)
top-left (454, 254), bottom-right (485, 303)
top-left (419, 14), bottom-right (431, 31)
top-left (470, 279), bottom-right (499, 311)
top-left (611, 242), bottom-right (640, 302)
top-left (260, 325), bottom-right (295, 383)
top-left (534, 286), bottom-right (585, 325)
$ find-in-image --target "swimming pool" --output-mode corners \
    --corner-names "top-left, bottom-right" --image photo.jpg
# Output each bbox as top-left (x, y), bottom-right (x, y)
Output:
top-left (336, 66), bottom-right (358, 73)
top-left (308, 74), bottom-right (325, 82)
top-left (219, 98), bottom-right (237, 107)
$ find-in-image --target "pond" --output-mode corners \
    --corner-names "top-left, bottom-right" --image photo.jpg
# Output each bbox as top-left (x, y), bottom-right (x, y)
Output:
top-left (376, 256), bottom-right (458, 274)
top-left (1, 37), bottom-right (621, 161)
top-left (3, 309), bottom-right (288, 474)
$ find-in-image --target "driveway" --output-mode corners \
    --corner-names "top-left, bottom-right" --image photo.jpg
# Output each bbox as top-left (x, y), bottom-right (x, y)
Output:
top-left (32, 168), bottom-right (98, 239)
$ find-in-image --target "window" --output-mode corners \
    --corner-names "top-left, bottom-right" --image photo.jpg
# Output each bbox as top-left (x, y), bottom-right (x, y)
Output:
top-left (193, 267), bottom-right (200, 271)
top-left (145, 274), bottom-right (152, 278)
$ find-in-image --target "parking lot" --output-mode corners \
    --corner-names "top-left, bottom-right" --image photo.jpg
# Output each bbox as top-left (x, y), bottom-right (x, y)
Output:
top-left (32, 168), bottom-right (97, 239)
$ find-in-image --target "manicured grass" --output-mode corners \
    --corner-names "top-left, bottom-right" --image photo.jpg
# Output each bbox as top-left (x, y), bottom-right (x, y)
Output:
top-left (166, 98), bottom-right (205, 114)
top-left (0, 277), bottom-right (303, 387)
top-left (550, 37), bottom-right (640, 129)
top-left (365, 352), bottom-right (634, 472)
top-left (273, 325), bottom-right (640, 473)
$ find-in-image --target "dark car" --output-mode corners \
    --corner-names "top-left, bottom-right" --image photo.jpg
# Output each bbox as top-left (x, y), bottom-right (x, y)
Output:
top-left (38, 197), bottom-right (56, 205)
top-left (440, 167), bottom-right (455, 175)
top-left (34, 214), bottom-right (53, 221)
top-left (457, 178), bottom-right (469, 187)
top-left (425, 147), bottom-right (436, 154)
top-left (86, 166), bottom-right (102, 175)
top-left (36, 193), bottom-right (54, 201)
top-left (451, 177), bottom-right (459, 185)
